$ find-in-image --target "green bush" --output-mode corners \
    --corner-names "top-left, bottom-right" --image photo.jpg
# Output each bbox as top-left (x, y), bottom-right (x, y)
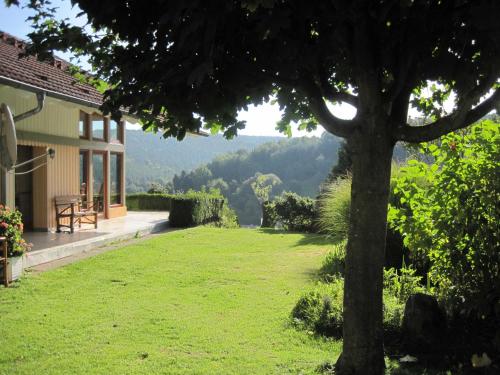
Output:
top-left (389, 120), bottom-right (500, 322)
top-left (291, 278), bottom-right (405, 340)
top-left (383, 265), bottom-right (425, 304)
top-left (262, 192), bottom-right (317, 232)
top-left (126, 193), bottom-right (172, 211)
top-left (319, 240), bottom-right (347, 280)
top-left (207, 203), bottom-right (240, 229)
top-left (169, 191), bottom-right (225, 228)
top-left (0, 205), bottom-right (31, 256)
top-left (291, 279), bottom-right (344, 338)
top-left (317, 176), bottom-right (351, 241)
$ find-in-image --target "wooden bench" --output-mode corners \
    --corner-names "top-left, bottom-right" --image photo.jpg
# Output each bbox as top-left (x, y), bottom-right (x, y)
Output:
top-left (1, 236), bottom-right (8, 287)
top-left (55, 195), bottom-right (98, 233)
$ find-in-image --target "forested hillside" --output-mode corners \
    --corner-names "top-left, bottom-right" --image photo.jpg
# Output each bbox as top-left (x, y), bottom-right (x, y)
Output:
top-left (173, 134), bottom-right (343, 224)
top-left (125, 129), bottom-right (282, 192)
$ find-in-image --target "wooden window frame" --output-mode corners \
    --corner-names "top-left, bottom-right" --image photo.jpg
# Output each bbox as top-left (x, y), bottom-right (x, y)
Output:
top-left (90, 113), bottom-right (108, 142)
top-left (79, 111), bottom-right (90, 139)
top-left (109, 152), bottom-right (124, 207)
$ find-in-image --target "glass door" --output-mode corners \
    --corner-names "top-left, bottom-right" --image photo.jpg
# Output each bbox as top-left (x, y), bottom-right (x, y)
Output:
top-left (79, 151), bottom-right (89, 205)
top-left (92, 152), bottom-right (105, 213)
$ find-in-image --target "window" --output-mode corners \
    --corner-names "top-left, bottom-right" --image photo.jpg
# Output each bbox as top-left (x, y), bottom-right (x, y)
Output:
top-left (79, 112), bottom-right (89, 138)
top-left (110, 153), bottom-right (123, 205)
top-left (91, 114), bottom-right (106, 141)
top-left (109, 119), bottom-right (123, 143)
top-left (79, 151), bottom-right (89, 204)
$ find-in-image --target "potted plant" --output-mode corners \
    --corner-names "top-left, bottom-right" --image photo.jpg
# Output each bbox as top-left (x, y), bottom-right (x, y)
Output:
top-left (0, 205), bottom-right (31, 282)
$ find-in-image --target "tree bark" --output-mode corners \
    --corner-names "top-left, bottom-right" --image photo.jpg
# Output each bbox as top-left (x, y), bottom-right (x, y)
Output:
top-left (335, 132), bottom-right (394, 375)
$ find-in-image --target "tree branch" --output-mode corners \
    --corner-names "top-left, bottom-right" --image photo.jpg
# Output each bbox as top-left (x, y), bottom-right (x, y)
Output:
top-left (395, 88), bottom-right (500, 143)
top-left (317, 73), bottom-right (359, 108)
top-left (302, 78), bottom-right (358, 138)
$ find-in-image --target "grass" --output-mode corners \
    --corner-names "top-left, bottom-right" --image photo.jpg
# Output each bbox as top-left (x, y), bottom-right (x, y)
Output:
top-left (0, 227), bottom-right (340, 375)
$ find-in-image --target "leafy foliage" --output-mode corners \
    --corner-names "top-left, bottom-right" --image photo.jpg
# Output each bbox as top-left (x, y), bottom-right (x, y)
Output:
top-left (291, 278), bottom-right (406, 341)
top-left (250, 173), bottom-right (282, 204)
top-left (291, 279), bottom-right (344, 339)
top-left (0, 205), bottom-right (31, 256)
top-left (383, 266), bottom-right (425, 304)
top-left (390, 121), bottom-right (500, 320)
top-left (263, 192), bottom-right (317, 232)
top-left (319, 240), bottom-right (347, 280)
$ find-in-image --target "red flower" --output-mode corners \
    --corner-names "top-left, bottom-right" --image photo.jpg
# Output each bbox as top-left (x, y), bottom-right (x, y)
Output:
top-left (0, 222), bottom-right (8, 229)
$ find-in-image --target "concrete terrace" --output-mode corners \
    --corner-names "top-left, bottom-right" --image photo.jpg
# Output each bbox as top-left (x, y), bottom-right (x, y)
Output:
top-left (23, 211), bottom-right (169, 269)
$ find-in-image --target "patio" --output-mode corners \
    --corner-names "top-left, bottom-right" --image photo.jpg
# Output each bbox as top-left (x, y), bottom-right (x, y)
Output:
top-left (23, 211), bottom-right (169, 269)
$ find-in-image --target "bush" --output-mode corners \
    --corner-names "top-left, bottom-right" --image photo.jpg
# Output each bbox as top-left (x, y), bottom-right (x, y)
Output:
top-left (169, 191), bottom-right (225, 228)
top-left (207, 203), bottom-right (240, 229)
top-left (383, 265), bottom-right (425, 304)
top-left (0, 205), bottom-right (31, 256)
top-left (291, 278), bottom-right (406, 340)
top-left (389, 121), bottom-right (500, 322)
top-left (319, 240), bottom-right (347, 280)
top-left (317, 176), bottom-right (351, 241)
top-left (262, 192), bottom-right (317, 232)
top-left (291, 279), bottom-right (344, 338)
top-left (126, 193), bottom-right (172, 211)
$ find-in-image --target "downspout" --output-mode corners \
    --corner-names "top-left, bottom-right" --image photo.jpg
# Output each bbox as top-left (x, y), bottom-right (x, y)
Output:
top-left (13, 91), bottom-right (45, 122)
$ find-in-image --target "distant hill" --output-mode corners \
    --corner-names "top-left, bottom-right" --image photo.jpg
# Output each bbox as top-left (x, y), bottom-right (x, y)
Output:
top-left (125, 130), bottom-right (283, 192)
top-left (172, 133), bottom-right (344, 224)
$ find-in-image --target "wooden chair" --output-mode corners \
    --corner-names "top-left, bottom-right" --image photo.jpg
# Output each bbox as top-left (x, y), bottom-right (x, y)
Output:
top-left (55, 195), bottom-right (98, 233)
top-left (0, 236), bottom-right (7, 287)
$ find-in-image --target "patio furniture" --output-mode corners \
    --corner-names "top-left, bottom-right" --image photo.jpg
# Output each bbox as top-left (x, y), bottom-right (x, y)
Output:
top-left (55, 195), bottom-right (98, 233)
top-left (0, 236), bottom-right (7, 287)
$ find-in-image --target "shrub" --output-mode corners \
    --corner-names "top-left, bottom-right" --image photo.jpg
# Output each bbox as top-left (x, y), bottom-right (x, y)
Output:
top-left (389, 120), bottom-right (500, 322)
top-left (383, 265), bottom-right (425, 304)
top-left (291, 279), bottom-right (344, 338)
top-left (126, 193), bottom-right (172, 211)
top-left (317, 176), bottom-right (351, 241)
top-left (169, 191), bottom-right (225, 227)
top-left (208, 203), bottom-right (240, 229)
top-left (261, 201), bottom-right (277, 228)
top-left (291, 278), bottom-right (406, 339)
top-left (0, 205), bottom-right (31, 256)
top-left (264, 192), bottom-right (317, 232)
top-left (319, 240), bottom-right (347, 280)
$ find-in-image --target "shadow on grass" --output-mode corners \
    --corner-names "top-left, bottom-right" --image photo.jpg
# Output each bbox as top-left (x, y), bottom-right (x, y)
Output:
top-left (256, 228), bottom-right (335, 247)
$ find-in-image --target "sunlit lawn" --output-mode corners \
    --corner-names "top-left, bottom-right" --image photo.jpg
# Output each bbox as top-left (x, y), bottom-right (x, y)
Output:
top-left (0, 227), bottom-right (340, 374)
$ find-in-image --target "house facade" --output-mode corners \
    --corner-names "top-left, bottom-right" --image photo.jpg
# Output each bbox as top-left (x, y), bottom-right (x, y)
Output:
top-left (0, 32), bottom-right (130, 231)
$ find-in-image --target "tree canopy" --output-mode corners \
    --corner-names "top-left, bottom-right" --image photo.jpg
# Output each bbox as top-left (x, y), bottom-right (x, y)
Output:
top-left (13, 0), bottom-right (499, 141)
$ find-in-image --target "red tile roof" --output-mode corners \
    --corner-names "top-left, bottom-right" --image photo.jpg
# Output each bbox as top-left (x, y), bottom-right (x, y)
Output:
top-left (0, 31), bottom-right (103, 106)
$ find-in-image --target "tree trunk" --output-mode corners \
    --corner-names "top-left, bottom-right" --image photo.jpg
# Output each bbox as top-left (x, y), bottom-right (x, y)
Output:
top-left (335, 133), bottom-right (394, 375)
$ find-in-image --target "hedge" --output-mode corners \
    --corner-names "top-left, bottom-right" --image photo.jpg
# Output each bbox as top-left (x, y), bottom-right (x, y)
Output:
top-left (169, 192), bottom-right (225, 228)
top-left (126, 193), bottom-right (173, 211)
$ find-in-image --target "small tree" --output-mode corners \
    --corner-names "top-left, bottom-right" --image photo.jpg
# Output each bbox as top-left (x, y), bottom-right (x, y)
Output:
top-left (250, 173), bottom-right (282, 204)
top-left (16, 1), bottom-right (500, 373)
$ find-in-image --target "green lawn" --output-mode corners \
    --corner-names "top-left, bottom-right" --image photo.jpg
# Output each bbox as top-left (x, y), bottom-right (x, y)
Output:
top-left (0, 228), bottom-right (340, 374)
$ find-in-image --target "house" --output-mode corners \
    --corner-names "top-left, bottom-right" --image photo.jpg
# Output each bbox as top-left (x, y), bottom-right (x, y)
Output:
top-left (0, 31), bottom-right (131, 231)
